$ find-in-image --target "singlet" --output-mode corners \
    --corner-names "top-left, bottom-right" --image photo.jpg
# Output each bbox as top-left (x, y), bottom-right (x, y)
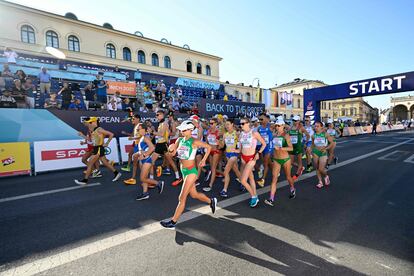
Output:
top-left (313, 132), bottom-right (328, 147)
top-left (239, 130), bottom-right (257, 150)
top-left (169, 120), bottom-right (179, 141)
top-left (289, 128), bottom-right (303, 148)
top-left (176, 137), bottom-right (197, 160)
top-left (272, 133), bottom-right (288, 148)
top-left (258, 124), bottom-right (273, 148)
top-left (133, 124), bottom-right (140, 144)
top-left (191, 126), bottom-right (203, 141)
top-left (224, 130), bottom-right (238, 152)
top-left (91, 127), bottom-right (104, 146)
top-left (304, 125), bottom-right (314, 142)
top-left (138, 136), bottom-right (149, 153)
top-left (326, 128), bottom-right (336, 137)
top-left (155, 119), bottom-right (169, 144)
top-left (207, 129), bottom-right (220, 146)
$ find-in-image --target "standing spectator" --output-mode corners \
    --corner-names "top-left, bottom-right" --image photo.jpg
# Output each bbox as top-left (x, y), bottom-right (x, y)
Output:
top-left (4, 47), bottom-right (18, 64)
top-left (1, 64), bottom-right (14, 78)
top-left (0, 88), bottom-right (17, 108)
top-left (191, 103), bottom-right (199, 115)
top-left (169, 86), bottom-right (175, 98)
top-left (134, 69), bottom-right (142, 83)
top-left (44, 92), bottom-right (60, 109)
top-left (107, 96), bottom-right (118, 111)
top-left (38, 67), bottom-right (51, 95)
top-left (83, 84), bottom-right (95, 102)
top-left (96, 79), bottom-right (108, 104)
top-left (143, 88), bottom-right (153, 111)
top-left (176, 86), bottom-right (183, 100)
top-left (172, 97), bottom-right (180, 112)
top-left (372, 120), bottom-right (377, 135)
top-left (24, 78), bottom-right (35, 108)
top-left (15, 70), bottom-right (26, 84)
top-left (57, 82), bottom-right (73, 110)
top-left (68, 98), bottom-right (86, 110)
top-left (12, 79), bottom-right (27, 108)
top-left (122, 97), bottom-right (133, 111)
top-left (114, 66), bottom-right (120, 73)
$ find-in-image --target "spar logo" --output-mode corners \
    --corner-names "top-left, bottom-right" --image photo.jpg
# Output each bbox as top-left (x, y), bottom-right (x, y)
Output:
top-left (104, 147), bottom-right (111, 155)
top-left (41, 148), bottom-right (87, 161)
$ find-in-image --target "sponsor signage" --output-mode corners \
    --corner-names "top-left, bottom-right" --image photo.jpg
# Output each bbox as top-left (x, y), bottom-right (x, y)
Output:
top-left (175, 77), bottom-right (220, 90)
top-left (198, 98), bottom-right (265, 118)
top-left (106, 81), bottom-right (137, 96)
top-left (119, 137), bottom-right (134, 163)
top-left (0, 142), bottom-right (31, 177)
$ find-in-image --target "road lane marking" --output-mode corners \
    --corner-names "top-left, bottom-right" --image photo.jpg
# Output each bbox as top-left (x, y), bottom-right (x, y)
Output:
top-left (2, 138), bottom-right (413, 276)
top-left (378, 151), bottom-right (410, 161)
top-left (403, 154), bottom-right (414, 164)
top-left (0, 183), bottom-right (101, 203)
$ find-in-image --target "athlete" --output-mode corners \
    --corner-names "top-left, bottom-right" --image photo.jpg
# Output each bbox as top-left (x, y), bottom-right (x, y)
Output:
top-left (75, 117), bottom-right (121, 185)
top-left (289, 115), bottom-right (310, 180)
top-left (303, 116), bottom-right (314, 172)
top-left (237, 117), bottom-right (266, 207)
top-left (160, 120), bottom-right (217, 229)
top-left (78, 122), bottom-right (101, 178)
top-left (190, 115), bottom-right (206, 185)
top-left (203, 118), bottom-right (223, 192)
top-left (264, 118), bottom-right (296, 206)
top-left (312, 121), bottom-right (335, 188)
top-left (326, 119), bottom-right (339, 168)
top-left (257, 113), bottom-right (274, 187)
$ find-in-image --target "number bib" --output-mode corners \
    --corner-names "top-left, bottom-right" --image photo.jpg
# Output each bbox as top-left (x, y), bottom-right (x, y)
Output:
top-left (273, 137), bottom-right (283, 148)
top-left (207, 135), bottom-right (217, 145)
top-left (290, 135), bottom-right (298, 144)
top-left (177, 145), bottom-right (191, 160)
top-left (314, 137), bottom-right (327, 147)
top-left (225, 137), bottom-right (235, 146)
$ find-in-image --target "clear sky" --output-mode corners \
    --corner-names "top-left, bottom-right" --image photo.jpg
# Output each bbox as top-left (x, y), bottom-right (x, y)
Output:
top-left (7, 0), bottom-right (414, 109)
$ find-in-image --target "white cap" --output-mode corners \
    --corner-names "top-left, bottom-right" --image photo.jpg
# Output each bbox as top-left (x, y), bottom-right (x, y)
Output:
top-left (292, 115), bottom-right (301, 121)
top-left (176, 120), bottom-right (195, 131)
top-left (277, 115), bottom-right (284, 121)
top-left (251, 116), bottom-right (259, 122)
top-left (223, 115), bottom-right (228, 119)
top-left (275, 118), bottom-right (285, 125)
top-left (327, 118), bottom-right (333, 124)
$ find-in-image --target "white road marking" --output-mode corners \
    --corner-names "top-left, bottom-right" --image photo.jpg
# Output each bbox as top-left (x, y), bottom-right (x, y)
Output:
top-left (2, 138), bottom-right (413, 276)
top-left (0, 183), bottom-right (101, 203)
top-left (403, 154), bottom-right (414, 164)
top-left (378, 150), bottom-right (410, 161)
top-left (336, 140), bottom-right (349, 144)
top-left (375, 262), bottom-right (395, 271)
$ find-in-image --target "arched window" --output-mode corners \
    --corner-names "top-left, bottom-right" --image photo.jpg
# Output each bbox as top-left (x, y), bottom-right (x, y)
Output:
top-left (164, 56), bottom-right (171, 69)
top-left (151, 53), bottom-right (159, 66)
top-left (46, 30), bottom-right (59, 48)
top-left (68, 35), bottom-right (80, 52)
top-left (138, 50), bottom-right (146, 64)
top-left (186, 61), bottom-right (192, 72)
top-left (106, 43), bottom-right (116, 59)
top-left (328, 102), bottom-right (331, 110)
top-left (21, 25), bottom-right (35, 44)
top-left (196, 63), bottom-right (202, 74)
top-left (123, 47), bottom-right (131, 61)
top-left (206, 65), bottom-right (211, 76)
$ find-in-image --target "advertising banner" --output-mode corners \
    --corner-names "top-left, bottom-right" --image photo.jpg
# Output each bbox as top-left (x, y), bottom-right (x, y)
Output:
top-left (175, 77), bottom-right (220, 90)
top-left (34, 139), bottom-right (119, 173)
top-left (119, 137), bottom-right (134, 163)
top-left (0, 142), bottom-right (31, 177)
top-left (106, 81), bottom-right (137, 96)
top-left (198, 98), bottom-right (265, 118)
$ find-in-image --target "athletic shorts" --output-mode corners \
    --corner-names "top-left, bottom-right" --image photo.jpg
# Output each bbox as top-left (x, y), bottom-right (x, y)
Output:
top-left (92, 146), bottom-right (105, 157)
top-left (312, 148), bottom-right (327, 157)
top-left (305, 141), bottom-right (312, 148)
top-left (180, 164), bottom-right (198, 178)
top-left (271, 157), bottom-right (290, 166)
top-left (155, 142), bottom-right (168, 155)
top-left (262, 146), bottom-right (273, 155)
top-left (225, 152), bottom-right (238, 159)
top-left (86, 144), bottom-right (94, 152)
top-left (140, 156), bottom-right (152, 165)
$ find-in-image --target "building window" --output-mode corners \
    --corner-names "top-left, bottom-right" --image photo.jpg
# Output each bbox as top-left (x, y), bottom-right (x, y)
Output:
top-left (164, 56), bottom-right (171, 68)
top-left (206, 65), bottom-right (211, 76)
top-left (186, 61), bottom-right (192, 72)
top-left (106, 43), bottom-right (116, 59)
top-left (138, 50), bottom-right (146, 64)
top-left (68, 35), bottom-right (80, 52)
top-left (152, 53), bottom-right (159, 66)
top-left (297, 99), bottom-right (300, 108)
top-left (21, 25), bottom-right (35, 44)
top-left (46, 30), bottom-right (59, 48)
top-left (328, 102), bottom-right (331, 110)
top-left (123, 47), bottom-right (131, 61)
top-left (341, 109), bottom-right (346, 116)
top-left (196, 63), bottom-right (202, 74)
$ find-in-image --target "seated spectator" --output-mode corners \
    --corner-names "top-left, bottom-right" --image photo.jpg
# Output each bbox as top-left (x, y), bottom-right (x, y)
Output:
top-left (107, 96), bottom-right (118, 111)
top-left (159, 98), bottom-right (168, 109)
top-left (68, 98), bottom-right (86, 110)
top-left (140, 105), bottom-right (149, 113)
top-left (176, 86), bottom-right (183, 99)
top-left (0, 88), bottom-right (17, 108)
top-left (24, 78), bottom-right (35, 108)
top-left (169, 86), bottom-right (175, 98)
top-left (143, 89), bottom-right (153, 112)
top-left (83, 84), bottom-right (95, 102)
top-left (110, 91), bottom-right (123, 110)
top-left (11, 79), bottom-right (27, 108)
top-left (1, 64), bottom-right (14, 78)
top-left (58, 82), bottom-right (73, 110)
top-left (122, 97), bottom-right (133, 111)
top-left (96, 79), bottom-right (107, 104)
top-left (4, 47), bottom-right (18, 64)
top-left (172, 97), bottom-right (180, 111)
top-left (44, 92), bottom-right (61, 109)
top-left (15, 70), bottom-right (26, 84)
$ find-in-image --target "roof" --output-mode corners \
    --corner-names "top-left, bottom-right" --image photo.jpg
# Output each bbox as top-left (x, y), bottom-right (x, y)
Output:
top-left (274, 78), bottom-right (326, 89)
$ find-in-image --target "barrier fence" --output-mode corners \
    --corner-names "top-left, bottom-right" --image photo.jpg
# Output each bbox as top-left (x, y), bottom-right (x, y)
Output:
top-left (341, 124), bottom-right (405, 137)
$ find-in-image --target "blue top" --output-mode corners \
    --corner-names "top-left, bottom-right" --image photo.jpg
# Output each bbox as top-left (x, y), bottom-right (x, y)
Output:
top-left (258, 124), bottom-right (273, 148)
top-left (68, 102), bottom-right (86, 110)
top-left (38, 72), bottom-right (51, 83)
top-left (97, 83), bottom-right (107, 96)
top-left (134, 71), bottom-right (142, 80)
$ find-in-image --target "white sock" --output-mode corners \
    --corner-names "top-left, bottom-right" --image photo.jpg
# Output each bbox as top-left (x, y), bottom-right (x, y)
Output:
top-left (175, 171), bottom-right (180, 179)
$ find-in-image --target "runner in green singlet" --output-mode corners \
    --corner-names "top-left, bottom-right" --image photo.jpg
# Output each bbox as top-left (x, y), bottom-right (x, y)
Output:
top-left (312, 121), bottom-right (335, 189)
top-left (289, 115), bottom-right (310, 180)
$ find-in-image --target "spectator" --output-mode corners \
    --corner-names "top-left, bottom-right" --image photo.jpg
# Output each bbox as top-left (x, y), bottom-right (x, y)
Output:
top-left (114, 66), bottom-right (120, 73)
top-left (355, 119), bottom-right (361, 127)
top-left (0, 88), bottom-right (17, 108)
top-left (96, 79), bottom-right (108, 104)
top-left (15, 70), bottom-right (26, 84)
top-left (122, 97), bottom-right (133, 111)
top-left (11, 79), bottom-right (27, 108)
top-left (44, 92), bottom-right (60, 109)
top-left (223, 94), bottom-right (228, 101)
top-left (172, 97), bottom-right (180, 111)
top-left (134, 69), bottom-right (142, 83)
top-left (4, 47), bottom-right (18, 64)
top-left (57, 82), bottom-right (73, 110)
top-left (169, 86), bottom-right (175, 98)
top-left (1, 64), bottom-right (14, 78)
top-left (176, 86), bottom-right (183, 99)
top-left (38, 67), bottom-right (51, 94)
top-left (83, 84), bottom-right (95, 102)
top-left (143, 89), bottom-right (153, 111)
top-left (191, 103), bottom-right (199, 115)
top-left (24, 78), bottom-right (35, 108)
top-left (107, 96), bottom-right (118, 111)
top-left (68, 98), bottom-right (86, 110)
top-left (110, 91), bottom-right (123, 110)
top-left (159, 98), bottom-right (168, 109)
top-left (140, 105), bottom-right (149, 113)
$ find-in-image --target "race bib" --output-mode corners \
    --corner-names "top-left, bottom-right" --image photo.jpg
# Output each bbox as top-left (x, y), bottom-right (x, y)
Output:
top-left (273, 137), bottom-right (283, 148)
top-left (314, 137), bottom-right (327, 147)
top-left (290, 135), bottom-right (298, 144)
top-left (207, 135), bottom-right (217, 145)
top-left (241, 137), bottom-right (252, 148)
top-left (177, 145), bottom-right (190, 159)
top-left (225, 137), bottom-right (235, 145)
top-left (262, 134), bottom-right (269, 144)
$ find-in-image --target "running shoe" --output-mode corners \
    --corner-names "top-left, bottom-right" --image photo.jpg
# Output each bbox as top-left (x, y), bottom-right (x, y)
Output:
top-left (160, 220), bottom-right (176, 229)
top-left (172, 178), bottom-right (183, 187)
top-left (136, 193), bottom-right (150, 201)
top-left (258, 164), bottom-right (264, 179)
top-left (112, 171), bottom-right (121, 182)
top-left (249, 197), bottom-right (259, 208)
top-left (210, 197), bottom-right (217, 214)
top-left (264, 198), bottom-right (274, 206)
top-left (121, 166), bottom-right (131, 172)
top-left (239, 184), bottom-right (246, 192)
top-left (163, 168), bottom-right (172, 175)
top-left (195, 181), bottom-right (201, 187)
top-left (257, 178), bottom-right (265, 187)
top-left (204, 170), bottom-right (212, 182)
top-left (289, 188), bottom-right (296, 199)
top-left (91, 171), bottom-right (103, 178)
top-left (219, 190), bottom-right (228, 198)
top-left (124, 178), bottom-right (136, 185)
top-left (74, 179), bottom-right (88, 186)
top-left (156, 166), bottom-right (163, 177)
top-left (157, 180), bottom-right (165, 194)
top-left (316, 182), bottom-right (323, 189)
top-left (324, 175), bottom-right (331, 186)
top-left (236, 178), bottom-right (241, 183)
top-left (306, 166), bottom-right (313, 173)
top-left (203, 186), bottom-right (212, 192)
top-left (334, 157), bottom-right (338, 165)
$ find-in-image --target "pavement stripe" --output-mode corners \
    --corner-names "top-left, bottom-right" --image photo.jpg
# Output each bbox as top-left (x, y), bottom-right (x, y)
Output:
top-left (0, 183), bottom-right (101, 203)
top-left (2, 138), bottom-right (413, 276)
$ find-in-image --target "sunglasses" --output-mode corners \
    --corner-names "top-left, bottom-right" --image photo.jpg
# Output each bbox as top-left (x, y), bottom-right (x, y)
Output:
top-left (275, 124), bottom-right (282, 127)
top-left (156, 114), bottom-right (162, 116)
top-left (259, 119), bottom-right (263, 121)
top-left (240, 122), bottom-right (248, 125)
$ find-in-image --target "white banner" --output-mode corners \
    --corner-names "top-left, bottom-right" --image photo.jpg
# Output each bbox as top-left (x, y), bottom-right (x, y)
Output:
top-left (119, 137), bottom-right (134, 163)
top-left (34, 139), bottom-right (119, 173)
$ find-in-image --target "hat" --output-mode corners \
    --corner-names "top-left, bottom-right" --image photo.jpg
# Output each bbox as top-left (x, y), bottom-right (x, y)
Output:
top-left (327, 118), bottom-right (333, 124)
top-left (176, 120), bottom-right (195, 131)
top-left (292, 115), bottom-right (301, 121)
top-left (84, 117), bottom-right (98, 123)
top-left (251, 117), bottom-right (259, 122)
top-left (275, 119), bottom-right (285, 125)
top-left (189, 115), bottom-right (200, 122)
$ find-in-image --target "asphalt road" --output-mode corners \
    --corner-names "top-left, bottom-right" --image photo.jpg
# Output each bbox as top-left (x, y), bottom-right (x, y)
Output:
top-left (1, 130), bottom-right (413, 275)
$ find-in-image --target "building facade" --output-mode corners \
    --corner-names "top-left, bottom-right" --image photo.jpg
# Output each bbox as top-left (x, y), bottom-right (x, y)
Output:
top-left (390, 95), bottom-right (414, 122)
top-left (0, 0), bottom-right (221, 82)
top-left (333, 98), bottom-right (379, 123)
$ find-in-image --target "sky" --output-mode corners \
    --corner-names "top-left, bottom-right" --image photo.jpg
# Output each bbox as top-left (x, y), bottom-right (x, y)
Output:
top-left (6, 0), bottom-right (414, 109)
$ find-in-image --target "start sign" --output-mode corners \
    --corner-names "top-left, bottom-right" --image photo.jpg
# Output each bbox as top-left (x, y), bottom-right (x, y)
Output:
top-left (349, 75), bottom-right (406, 96)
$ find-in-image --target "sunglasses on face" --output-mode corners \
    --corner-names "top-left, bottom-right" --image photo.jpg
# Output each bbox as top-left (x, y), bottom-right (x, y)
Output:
top-left (275, 124), bottom-right (282, 127)
top-left (259, 119), bottom-right (263, 121)
top-left (240, 122), bottom-right (248, 126)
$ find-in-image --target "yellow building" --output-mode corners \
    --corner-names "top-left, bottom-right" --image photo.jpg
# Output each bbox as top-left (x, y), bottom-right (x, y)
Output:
top-left (333, 98), bottom-right (379, 123)
top-left (0, 0), bottom-right (221, 82)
